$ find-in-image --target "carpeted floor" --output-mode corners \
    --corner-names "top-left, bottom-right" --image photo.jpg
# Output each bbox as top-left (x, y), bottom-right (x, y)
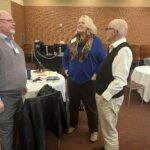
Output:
top-left (47, 90), bottom-right (150, 150)
top-left (25, 62), bottom-right (150, 150)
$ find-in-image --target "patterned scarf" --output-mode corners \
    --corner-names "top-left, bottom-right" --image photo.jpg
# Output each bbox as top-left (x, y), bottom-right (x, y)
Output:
top-left (70, 34), bottom-right (94, 63)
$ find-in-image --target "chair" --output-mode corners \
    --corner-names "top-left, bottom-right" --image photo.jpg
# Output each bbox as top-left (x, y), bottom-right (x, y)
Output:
top-left (143, 58), bottom-right (150, 65)
top-left (140, 44), bottom-right (150, 65)
top-left (44, 45), bottom-right (54, 56)
top-left (22, 43), bottom-right (33, 63)
top-left (53, 43), bottom-right (67, 54)
top-left (19, 85), bottom-right (68, 149)
top-left (130, 44), bottom-right (141, 66)
top-left (126, 71), bottom-right (145, 106)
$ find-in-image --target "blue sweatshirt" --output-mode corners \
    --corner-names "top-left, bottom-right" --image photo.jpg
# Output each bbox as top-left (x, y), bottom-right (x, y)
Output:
top-left (62, 35), bottom-right (107, 84)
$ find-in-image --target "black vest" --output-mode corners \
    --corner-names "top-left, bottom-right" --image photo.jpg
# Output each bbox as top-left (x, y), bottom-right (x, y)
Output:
top-left (96, 42), bottom-right (131, 98)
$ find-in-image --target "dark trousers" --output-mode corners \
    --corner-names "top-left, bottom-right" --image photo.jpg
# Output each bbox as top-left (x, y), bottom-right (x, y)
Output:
top-left (0, 94), bottom-right (22, 150)
top-left (68, 80), bottom-right (98, 133)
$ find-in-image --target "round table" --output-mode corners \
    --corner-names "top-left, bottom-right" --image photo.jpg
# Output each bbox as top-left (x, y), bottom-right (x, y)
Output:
top-left (131, 66), bottom-right (150, 102)
top-left (23, 70), bottom-right (66, 102)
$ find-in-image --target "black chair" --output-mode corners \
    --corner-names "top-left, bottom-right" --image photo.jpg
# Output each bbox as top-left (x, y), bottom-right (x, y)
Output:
top-left (53, 43), bottom-right (67, 54)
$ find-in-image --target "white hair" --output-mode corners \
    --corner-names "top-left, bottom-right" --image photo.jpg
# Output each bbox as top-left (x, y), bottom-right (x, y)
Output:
top-left (0, 10), bottom-right (10, 19)
top-left (109, 19), bottom-right (128, 38)
top-left (78, 15), bottom-right (97, 35)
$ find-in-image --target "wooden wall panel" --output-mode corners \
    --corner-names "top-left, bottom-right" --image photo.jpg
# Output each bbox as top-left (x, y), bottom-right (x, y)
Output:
top-left (24, 7), bottom-right (150, 45)
top-left (11, 1), bottom-right (25, 46)
top-left (11, 4), bottom-right (150, 46)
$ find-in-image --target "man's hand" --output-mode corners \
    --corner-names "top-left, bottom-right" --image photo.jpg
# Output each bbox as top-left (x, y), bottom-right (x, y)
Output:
top-left (0, 99), bottom-right (4, 113)
top-left (65, 70), bottom-right (69, 77)
top-left (91, 73), bottom-right (96, 80)
top-left (21, 87), bottom-right (27, 95)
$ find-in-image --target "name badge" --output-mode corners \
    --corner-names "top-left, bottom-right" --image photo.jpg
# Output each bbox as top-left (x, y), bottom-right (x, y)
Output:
top-left (71, 37), bottom-right (77, 44)
top-left (13, 47), bottom-right (20, 54)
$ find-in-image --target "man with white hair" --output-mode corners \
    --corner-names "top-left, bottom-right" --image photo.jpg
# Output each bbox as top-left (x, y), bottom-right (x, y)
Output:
top-left (0, 10), bottom-right (26, 150)
top-left (93, 19), bottom-right (133, 150)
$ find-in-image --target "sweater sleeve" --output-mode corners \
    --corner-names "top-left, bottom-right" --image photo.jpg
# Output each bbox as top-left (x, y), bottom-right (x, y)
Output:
top-left (62, 46), bottom-right (70, 70)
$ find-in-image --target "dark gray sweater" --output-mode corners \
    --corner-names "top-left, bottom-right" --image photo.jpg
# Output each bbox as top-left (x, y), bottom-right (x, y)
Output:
top-left (0, 38), bottom-right (26, 93)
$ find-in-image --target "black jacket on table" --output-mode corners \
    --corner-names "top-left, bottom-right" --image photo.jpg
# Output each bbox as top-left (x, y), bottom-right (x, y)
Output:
top-left (19, 84), bottom-right (68, 150)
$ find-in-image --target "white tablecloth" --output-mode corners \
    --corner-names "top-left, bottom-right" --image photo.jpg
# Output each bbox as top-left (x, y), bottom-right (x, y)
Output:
top-left (131, 66), bottom-right (150, 102)
top-left (23, 70), bottom-right (66, 101)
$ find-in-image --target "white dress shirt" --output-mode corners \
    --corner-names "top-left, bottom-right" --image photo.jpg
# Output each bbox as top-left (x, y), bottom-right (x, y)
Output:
top-left (102, 38), bottom-right (133, 101)
top-left (0, 33), bottom-right (19, 54)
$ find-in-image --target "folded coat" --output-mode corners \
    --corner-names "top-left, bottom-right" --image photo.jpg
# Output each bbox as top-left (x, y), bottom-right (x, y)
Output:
top-left (19, 84), bottom-right (68, 150)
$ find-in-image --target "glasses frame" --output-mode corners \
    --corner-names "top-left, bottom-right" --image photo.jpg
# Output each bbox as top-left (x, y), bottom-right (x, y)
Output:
top-left (0, 19), bottom-right (15, 23)
top-left (105, 27), bottom-right (115, 31)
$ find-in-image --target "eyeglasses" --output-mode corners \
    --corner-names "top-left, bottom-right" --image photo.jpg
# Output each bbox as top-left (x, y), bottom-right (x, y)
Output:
top-left (105, 28), bottom-right (115, 31)
top-left (0, 19), bottom-right (15, 23)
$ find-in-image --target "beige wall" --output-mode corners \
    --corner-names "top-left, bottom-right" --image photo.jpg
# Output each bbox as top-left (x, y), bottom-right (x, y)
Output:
top-left (0, 0), bottom-right (11, 13)
top-left (23, 0), bottom-right (150, 7)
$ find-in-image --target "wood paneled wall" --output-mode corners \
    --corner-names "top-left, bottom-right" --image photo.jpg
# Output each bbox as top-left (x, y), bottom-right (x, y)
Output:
top-left (11, 2), bottom-right (25, 46)
top-left (11, 2), bottom-right (150, 46)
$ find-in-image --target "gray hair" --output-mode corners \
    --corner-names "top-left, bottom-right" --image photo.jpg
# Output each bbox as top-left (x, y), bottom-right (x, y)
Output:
top-left (78, 15), bottom-right (97, 35)
top-left (0, 10), bottom-right (10, 20)
top-left (109, 19), bottom-right (128, 38)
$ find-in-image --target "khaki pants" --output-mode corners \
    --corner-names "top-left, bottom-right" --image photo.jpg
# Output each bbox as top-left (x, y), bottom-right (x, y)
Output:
top-left (96, 93), bottom-right (124, 150)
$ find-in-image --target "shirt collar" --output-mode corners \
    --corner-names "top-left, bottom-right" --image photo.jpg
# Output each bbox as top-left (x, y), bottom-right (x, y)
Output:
top-left (0, 32), bottom-right (13, 40)
top-left (0, 33), bottom-right (7, 40)
top-left (109, 38), bottom-right (127, 52)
